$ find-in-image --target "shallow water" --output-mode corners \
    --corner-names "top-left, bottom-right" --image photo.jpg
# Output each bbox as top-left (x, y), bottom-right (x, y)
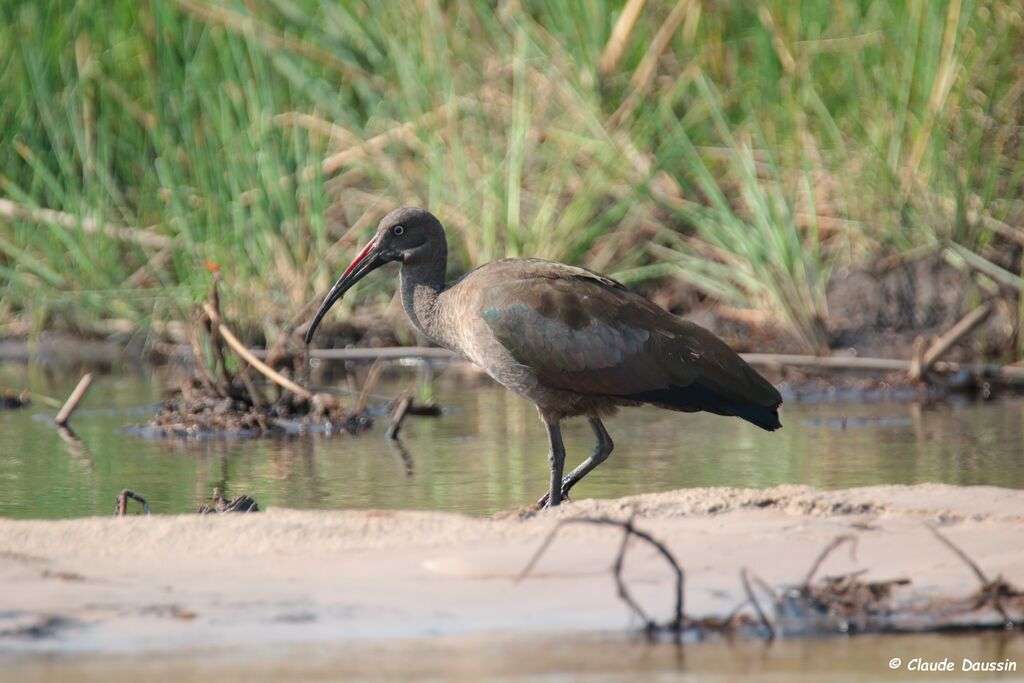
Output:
top-left (4, 630), bottom-right (1023, 683)
top-left (2, 363), bottom-right (1023, 519)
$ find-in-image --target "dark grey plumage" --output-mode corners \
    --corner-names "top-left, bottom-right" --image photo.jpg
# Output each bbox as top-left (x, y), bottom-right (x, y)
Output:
top-left (306, 207), bottom-right (782, 507)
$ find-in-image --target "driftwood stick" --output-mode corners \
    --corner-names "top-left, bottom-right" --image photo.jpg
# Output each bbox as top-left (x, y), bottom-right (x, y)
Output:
top-left (803, 534), bottom-right (857, 589)
top-left (250, 344), bottom-right (1024, 380)
top-left (518, 516), bottom-right (685, 632)
top-left (610, 524), bottom-right (654, 628)
top-left (607, 520), bottom-right (660, 632)
top-left (927, 524), bottom-right (988, 584)
top-left (741, 568), bottom-right (775, 641)
top-left (744, 353), bottom-right (1024, 382)
top-left (744, 354), bottom-right (910, 371)
top-left (163, 345), bottom-right (1024, 384)
top-left (927, 524), bottom-right (1012, 627)
top-left (202, 303), bottom-right (316, 402)
top-left (54, 373), bottom-right (93, 427)
top-left (4, 388), bottom-right (62, 409)
top-left (912, 303), bottom-right (993, 380)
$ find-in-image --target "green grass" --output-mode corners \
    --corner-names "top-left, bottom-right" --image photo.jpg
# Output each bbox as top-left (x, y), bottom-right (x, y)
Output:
top-left (0, 1), bottom-right (1020, 353)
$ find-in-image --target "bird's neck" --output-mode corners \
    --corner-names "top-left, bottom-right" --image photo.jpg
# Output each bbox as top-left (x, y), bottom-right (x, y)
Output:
top-left (399, 258), bottom-right (449, 345)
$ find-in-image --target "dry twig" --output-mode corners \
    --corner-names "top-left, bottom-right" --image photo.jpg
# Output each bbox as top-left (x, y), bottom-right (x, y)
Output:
top-left (519, 515), bottom-right (685, 633)
top-left (803, 534), bottom-right (858, 589)
top-left (928, 524), bottom-right (1013, 628)
top-left (740, 567), bottom-right (775, 641)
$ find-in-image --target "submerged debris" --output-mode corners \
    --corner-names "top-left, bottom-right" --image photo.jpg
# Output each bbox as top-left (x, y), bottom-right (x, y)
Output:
top-left (197, 487), bottom-right (259, 514)
top-left (1, 390), bottom-right (29, 409)
top-left (114, 489), bottom-right (152, 516)
top-left (386, 393), bottom-right (442, 440)
top-left (521, 516), bottom-right (1023, 642)
top-left (111, 487), bottom-right (260, 515)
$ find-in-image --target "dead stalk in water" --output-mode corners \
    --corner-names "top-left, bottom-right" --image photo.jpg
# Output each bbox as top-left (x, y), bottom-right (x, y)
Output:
top-left (54, 374), bottom-right (94, 428)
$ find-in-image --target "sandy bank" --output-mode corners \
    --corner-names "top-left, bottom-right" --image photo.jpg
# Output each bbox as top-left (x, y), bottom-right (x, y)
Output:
top-left (1, 484), bottom-right (1022, 653)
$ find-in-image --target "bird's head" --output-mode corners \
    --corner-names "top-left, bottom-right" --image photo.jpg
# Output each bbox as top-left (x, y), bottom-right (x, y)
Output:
top-left (304, 207), bottom-right (446, 343)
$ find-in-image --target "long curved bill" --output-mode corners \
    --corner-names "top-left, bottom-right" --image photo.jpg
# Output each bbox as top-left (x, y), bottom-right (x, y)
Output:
top-left (304, 237), bottom-right (385, 344)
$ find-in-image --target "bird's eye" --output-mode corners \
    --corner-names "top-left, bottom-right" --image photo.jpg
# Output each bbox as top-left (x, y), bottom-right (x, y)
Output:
top-left (392, 225), bottom-right (405, 236)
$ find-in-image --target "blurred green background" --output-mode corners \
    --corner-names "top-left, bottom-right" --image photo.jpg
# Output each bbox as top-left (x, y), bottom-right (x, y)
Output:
top-left (1, 0), bottom-right (1021, 354)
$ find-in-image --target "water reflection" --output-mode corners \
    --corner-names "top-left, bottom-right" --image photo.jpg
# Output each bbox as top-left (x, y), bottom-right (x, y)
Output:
top-left (1, 364), bottom-right (1023, 519)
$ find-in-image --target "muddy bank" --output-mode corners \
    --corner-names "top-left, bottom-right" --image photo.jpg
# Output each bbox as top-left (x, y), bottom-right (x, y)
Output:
top-left (0, 484), bottom-right (1021, 654)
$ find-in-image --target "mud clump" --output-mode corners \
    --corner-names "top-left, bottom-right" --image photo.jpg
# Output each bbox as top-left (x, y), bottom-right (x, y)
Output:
top-left (143, 378), bottom-right (372, 438)
top-left (136, 279), bottom-right (372, 439)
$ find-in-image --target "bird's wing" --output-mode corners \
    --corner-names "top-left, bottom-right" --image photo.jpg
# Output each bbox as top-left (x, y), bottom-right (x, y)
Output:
top-left (477, 262), bottom-right (781, 412)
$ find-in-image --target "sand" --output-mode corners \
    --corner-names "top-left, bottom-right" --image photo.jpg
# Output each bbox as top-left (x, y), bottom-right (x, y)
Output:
top-left (1, 484), bottom-right (1022, 654)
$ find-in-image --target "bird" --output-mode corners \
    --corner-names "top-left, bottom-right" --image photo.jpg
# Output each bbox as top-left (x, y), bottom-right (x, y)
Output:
top-left (305, 207), bottom-right (782, 508)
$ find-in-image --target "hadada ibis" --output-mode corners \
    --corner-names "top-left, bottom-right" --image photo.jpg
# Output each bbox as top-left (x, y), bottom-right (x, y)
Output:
top-left (305, 207), bottom-right (782, 508)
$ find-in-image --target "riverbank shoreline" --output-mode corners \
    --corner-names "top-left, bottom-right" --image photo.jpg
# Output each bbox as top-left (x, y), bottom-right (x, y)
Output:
top-left (2, 484), bottom-right (1021, 656)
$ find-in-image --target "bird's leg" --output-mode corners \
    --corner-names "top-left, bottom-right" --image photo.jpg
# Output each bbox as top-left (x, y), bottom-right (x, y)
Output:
top-left (544, 420), bottom-right (566, 508)
top-left (536, 416), bottom-right (614, 507)
top-left (558, 416), bottom-right (614, 499)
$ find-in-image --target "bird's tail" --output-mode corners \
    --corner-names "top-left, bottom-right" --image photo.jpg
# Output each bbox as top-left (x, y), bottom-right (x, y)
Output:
top-left (626, 382), bottom-right (783, 432)
top-left (728, 402), bottom-right (782, 431)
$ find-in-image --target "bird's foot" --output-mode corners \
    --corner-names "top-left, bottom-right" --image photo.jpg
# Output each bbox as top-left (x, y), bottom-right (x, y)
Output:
top-left (535, 486), bottom-right (572, 509)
